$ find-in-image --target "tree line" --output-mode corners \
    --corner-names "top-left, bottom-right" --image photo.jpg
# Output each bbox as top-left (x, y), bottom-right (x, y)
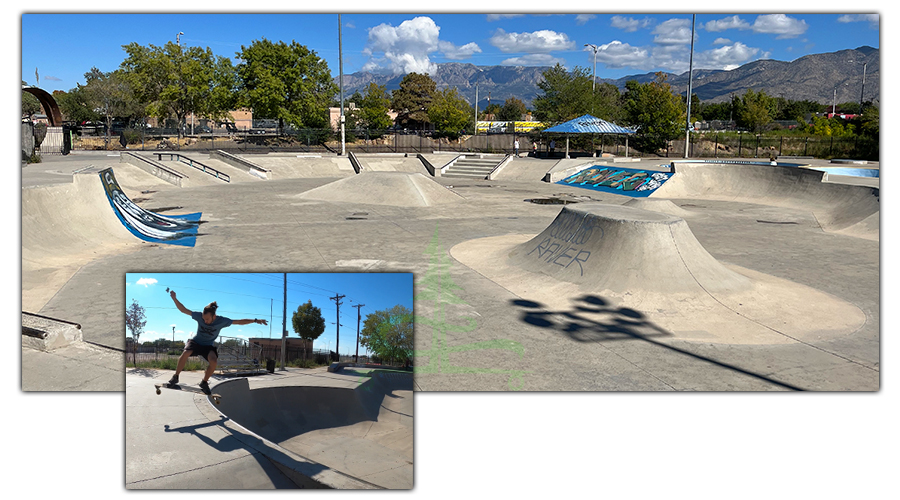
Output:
top-left (23, 38), bottom-right (878, 152)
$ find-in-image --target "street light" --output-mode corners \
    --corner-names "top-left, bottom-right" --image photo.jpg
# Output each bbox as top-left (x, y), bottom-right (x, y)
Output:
top-left (176, 32), bottom-right (183, 46)
top-left (583, 44), bottom-right (599, 92)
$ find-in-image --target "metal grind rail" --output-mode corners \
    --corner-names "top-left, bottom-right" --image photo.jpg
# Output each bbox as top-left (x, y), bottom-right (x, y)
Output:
top-left (155, 153), bottom-right (231, 182)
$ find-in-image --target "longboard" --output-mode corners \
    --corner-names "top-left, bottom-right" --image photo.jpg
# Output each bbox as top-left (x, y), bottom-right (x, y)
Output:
top-left (155, 382), bottom-right (222, 405)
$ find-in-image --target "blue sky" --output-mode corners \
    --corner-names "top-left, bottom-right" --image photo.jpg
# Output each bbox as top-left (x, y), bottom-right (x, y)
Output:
top-left (124, 272), bottom-right (413, 355)
top-left (21, 10), bottom-right (881, 94)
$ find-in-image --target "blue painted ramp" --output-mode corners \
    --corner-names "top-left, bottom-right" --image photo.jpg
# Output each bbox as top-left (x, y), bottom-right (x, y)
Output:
top-left (99, 167), bottom-right (201, 246)
top-left (556, 166), bottom-right (673, 197)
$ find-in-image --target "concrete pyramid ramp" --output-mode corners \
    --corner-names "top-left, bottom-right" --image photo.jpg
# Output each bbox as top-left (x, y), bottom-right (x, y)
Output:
top-left (297, 171), bottom-right (464, 207)
top-left (507, 203), bottom-right (749, 295)
top-left (451, 203), bottom-right (865, 345)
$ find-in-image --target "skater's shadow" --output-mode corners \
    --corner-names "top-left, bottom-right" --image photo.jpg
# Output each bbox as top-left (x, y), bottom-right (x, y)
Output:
top-left (164, 417), bottom-right (330, 488)
top-left (510, 295), bottom-right (804, 391)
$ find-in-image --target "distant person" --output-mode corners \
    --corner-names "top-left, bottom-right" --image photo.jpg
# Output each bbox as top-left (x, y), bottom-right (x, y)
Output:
top-left (550, 139), bottom-right (556, 155)
top-left (167, 290), bottom-right (267, 394)
top-left (514, 138), bottom-right (520, 157)
top-left (532, 141), bottom-right (538, 157)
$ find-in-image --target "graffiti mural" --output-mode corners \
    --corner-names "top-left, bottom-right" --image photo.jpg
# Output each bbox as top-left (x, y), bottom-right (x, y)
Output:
top-left (557, 166), bottom-right (673, 197)
top-left (99, 167), bottom-right (202, 247)
top-left (524, 208), bottom-right (602, 277)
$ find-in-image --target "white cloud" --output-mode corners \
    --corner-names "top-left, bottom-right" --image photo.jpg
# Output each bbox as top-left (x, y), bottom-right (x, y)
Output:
top-left (837, 14), bottom-right (879, 29)
top-left (704, 15), bottom-right (751, 32)
top-left (575, 14), bottom-right (596, 26)
top-left (487, 14), bottom-right (525, 22)
top-left (439, 41), bottom-right (482, 60)
top-left (751, 14), bottom-right (808, 38)
top-left (501, 53), bottom-right (565, 67)
top-left (593, 40), bottom-right (654, 70)
top-left (490, 28), bottom-right (574, 53)
top-left (653, 18), bottom-right (694, 46)
top-left (136, 277), bottom-right (158, 287)
top-left (363, 16), bottom-right (479, 74)
top-left (713, 38), bottom-right (732, 45)
top-left (610, 15), bottom-right (654, 32)
top-left (696, 42), bottom-right (760, 71)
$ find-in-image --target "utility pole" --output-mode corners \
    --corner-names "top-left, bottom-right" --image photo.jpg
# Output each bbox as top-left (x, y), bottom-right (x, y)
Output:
top-left (584, 44), bottom-right (599, 92)
top-left (330, 293), bottom-right (345, 361)
top-left (352, 304), bottom-right (365, 363)
top-left (684, 14), bottom-right (695, 159)
top-left (281, 273), bottom-right (287, 371)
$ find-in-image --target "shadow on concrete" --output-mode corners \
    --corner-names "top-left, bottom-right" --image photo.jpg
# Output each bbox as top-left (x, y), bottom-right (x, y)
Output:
top-left (510, 295), bottom-right (805, 391)
top-left (163, 415), bottom-right (328, 489)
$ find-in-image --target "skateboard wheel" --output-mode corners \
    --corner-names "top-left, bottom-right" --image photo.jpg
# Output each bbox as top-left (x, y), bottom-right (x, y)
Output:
top-left (156, 389), bottom-right (161, 395)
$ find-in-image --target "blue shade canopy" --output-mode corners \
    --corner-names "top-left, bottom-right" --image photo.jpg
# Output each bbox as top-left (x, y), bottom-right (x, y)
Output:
top-left (543, 114), bottom-right (635, 134)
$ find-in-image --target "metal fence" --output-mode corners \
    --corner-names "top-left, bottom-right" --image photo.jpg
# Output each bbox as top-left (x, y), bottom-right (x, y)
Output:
top-left (69, 126), bottom-right (877, 161)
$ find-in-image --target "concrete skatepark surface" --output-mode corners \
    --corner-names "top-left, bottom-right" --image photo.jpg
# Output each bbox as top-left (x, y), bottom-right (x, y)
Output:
top-left (125, 366), bottom-right (413, 489)
top-left (21, 151), bottom-right (880, 391)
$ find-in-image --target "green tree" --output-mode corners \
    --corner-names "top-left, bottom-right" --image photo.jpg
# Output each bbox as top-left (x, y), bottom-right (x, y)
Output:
top-left (125, 299), bottom-right (146, 365)
top-left (427, 87), bottom-right (472, 137)
top-left (81, 68), bottom-right (138, 142)
top-left (735, 89), bottom-right (776, 133)
top-left (391, 72), bottom-right (436, 129)
top-left (291, 300), bottom-right (326, 345)
top-left (482, 102), bottom-right (502, 119)
top-left (497, 97), bottom-right (527, 121)
top-left (121, 41), bottom-right (237, 137)
top-left (360, 305), bottom-right (414, 366)
top-left (236, 38), bottom-right (336, 131)
top-left (21, 81), bottom-right (42, 117)
top-left (54, 88), bottom-right (98, 124)
top-left (533, 64), bottom-right (619, 123)
top-left (354, 83), bottom-right (394, 131)
top-left (622, 72), bottom-right (686, 152)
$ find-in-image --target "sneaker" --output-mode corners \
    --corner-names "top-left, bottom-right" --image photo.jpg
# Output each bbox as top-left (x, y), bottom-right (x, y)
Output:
top-left (167, 374), bottom-right (179, 386)
top-left (199, 380), bottom-right (211, 395)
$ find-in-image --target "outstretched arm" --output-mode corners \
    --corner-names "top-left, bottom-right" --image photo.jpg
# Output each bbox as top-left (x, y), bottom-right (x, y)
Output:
top-left (232, 318), bottom-right (268, 326)
top-left (170, 291), bottom-right (193, 316)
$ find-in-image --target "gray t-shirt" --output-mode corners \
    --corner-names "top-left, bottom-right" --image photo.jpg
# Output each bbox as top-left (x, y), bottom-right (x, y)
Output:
top-left (190, 311), bottom-right (233, 346)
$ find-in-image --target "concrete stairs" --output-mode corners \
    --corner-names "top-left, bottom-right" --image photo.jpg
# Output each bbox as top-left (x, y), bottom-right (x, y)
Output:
top-left (442, 156), bottom-right (504, 180)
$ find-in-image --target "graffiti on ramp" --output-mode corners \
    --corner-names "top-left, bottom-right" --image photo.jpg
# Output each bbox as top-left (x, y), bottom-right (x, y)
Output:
top-left (558, 166), bottom-right (673, 197)
top-left (99, 167), bottom-right (201, 246)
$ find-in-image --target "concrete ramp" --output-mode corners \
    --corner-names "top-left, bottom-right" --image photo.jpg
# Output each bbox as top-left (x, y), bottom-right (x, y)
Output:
top-left (623, 198), bottom-right (694, 218)
top-left (507, 203), bottom-right (750, 295)
top-left (248, 155), bottom-right (355, 179)
top-left (452, 203), bottom-right (865, 345)
top-left (297, 171), bottom-right (464, 206)
top-left (213, 370), bottom-right (412, 489)
top-left (653, 163), bottom-right (879, 235)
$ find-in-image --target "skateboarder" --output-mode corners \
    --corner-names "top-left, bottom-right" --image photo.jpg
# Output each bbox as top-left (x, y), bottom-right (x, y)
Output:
top-left (166, 290), bottom-right (267, 394)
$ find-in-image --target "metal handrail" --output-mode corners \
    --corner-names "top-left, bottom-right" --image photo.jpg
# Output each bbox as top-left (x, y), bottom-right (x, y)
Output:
top-left (155, 152), bottom-right (231, 182)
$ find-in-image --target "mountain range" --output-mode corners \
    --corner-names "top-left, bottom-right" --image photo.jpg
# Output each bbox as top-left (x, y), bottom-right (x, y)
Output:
top-left (338, 46), bottom-right (879, 109)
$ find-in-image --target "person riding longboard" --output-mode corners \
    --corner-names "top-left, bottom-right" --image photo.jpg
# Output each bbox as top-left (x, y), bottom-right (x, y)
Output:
top-left (166, 290), bottom-right (267, 394)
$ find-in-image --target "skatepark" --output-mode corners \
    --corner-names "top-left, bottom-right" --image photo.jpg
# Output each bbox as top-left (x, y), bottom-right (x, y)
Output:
top-left (125, 366), bottom-right (413, 489)
top-left (21, 150), bottom-right (879, 391)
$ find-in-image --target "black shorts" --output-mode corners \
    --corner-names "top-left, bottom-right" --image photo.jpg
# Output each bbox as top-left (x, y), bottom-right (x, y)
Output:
top-left (184, 340), bottom-right (218, 362)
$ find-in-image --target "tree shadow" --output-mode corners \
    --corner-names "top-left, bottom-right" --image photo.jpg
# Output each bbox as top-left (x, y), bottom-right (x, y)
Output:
top-left (510, 295), bottom-right (804, 391)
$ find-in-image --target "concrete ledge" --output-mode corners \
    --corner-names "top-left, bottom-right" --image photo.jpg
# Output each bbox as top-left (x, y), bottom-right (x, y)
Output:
top-left (210, 150), bottom-right (270, 178)
top-left (22, 311), bottom-right (83, 351)
top-left (120, 152), bottom-right (184, 186)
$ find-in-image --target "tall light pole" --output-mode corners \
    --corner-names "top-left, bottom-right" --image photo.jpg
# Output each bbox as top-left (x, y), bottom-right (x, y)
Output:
top-left (583, 44), bottom-right (599, 92)
top-left (176, 32), bottom-right (183, 46)
top-left (859, 62), bottom-right (867, 113)
top-left (684, 14), bottom-right (696, 159)
top-left (339, 15), bottom-right (346, 156)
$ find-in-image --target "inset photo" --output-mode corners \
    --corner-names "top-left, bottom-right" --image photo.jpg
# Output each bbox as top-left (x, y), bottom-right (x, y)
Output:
top-left (124, 272), bottom-right (413, 490)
